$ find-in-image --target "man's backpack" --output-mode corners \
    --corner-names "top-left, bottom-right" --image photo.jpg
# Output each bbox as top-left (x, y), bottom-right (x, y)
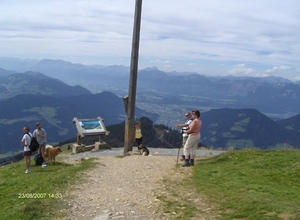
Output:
top-left (27, 133), bottom-right (39, 152)
top-left (34, 154), bottom-right (43, 166)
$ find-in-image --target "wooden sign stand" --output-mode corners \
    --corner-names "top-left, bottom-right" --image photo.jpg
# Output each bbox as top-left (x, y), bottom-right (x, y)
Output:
top-left (72, 117), bottom-right (110, 153)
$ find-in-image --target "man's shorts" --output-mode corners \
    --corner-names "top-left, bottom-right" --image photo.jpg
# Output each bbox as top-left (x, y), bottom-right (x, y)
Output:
top-left (23, 151), bottom-right (32, 156)
top-left (39, 143), bottom-right (46, 154)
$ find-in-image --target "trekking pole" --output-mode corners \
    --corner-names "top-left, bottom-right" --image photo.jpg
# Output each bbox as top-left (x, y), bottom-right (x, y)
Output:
top-left (176, 141), bottom-right (182, 165)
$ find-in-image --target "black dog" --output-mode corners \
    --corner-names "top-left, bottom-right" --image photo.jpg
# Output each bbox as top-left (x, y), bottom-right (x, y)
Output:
top-left (138, 144), bottom-right (149, 156)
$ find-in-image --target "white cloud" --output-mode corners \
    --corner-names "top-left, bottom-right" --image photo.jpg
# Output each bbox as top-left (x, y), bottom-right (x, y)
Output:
top-left (151, 60), bottom-right (161, 63)
top-left (293, 76), bottom-right (300, 82)
top-left (228, 64), bottom-right (254, 75)
top-left (149, 59), bottom-right (173, 70)
top-left (228, 64), bottom-right (269, 77)
top-left (266, 66), bottom-right (290, 73)
top-left (293, 68), bottom-right (300, 81)
top-left (150, 59), bottom-right (171, 64)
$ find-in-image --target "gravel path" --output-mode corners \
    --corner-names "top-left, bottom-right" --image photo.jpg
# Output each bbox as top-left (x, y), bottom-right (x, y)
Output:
top-left (60, 148), bottom-right (224, 220)
top-left (70, 147), bottom-right (224, 158)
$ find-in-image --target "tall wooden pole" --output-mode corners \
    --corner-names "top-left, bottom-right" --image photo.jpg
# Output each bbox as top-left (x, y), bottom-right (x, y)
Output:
top-left (124, 0), bottom-right (143, 155)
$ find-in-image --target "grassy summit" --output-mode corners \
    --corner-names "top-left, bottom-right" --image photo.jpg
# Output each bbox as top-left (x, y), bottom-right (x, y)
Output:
top-left (157, 149), bottom-right (300, 219)
top-left (193, 149), bottom-right (300, 219)
top-left (0, 157), bottom-right (97, 220)
top-left (1, 149), bottom-right (299, 219)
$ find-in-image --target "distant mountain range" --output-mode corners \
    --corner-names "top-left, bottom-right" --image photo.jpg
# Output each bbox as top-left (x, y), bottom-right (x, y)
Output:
top-left (0, 91), bottom-right (158, 154)
top-left (0, 67), bottom-right (16, 78)
top-left (0, 71), bottom-right (91, 100)
top-left (137, 69), bottom-right (300, 118)
top-left (0, 57), bottom-right (299, 120)
top-left (201, 108), bottom-right (300, 149)
top-left (0, 58), bottom-right (130, 90)
top-left (0, 89), bottom-right (299, 153)
top-left (0, 57), bottom-right (299, 154)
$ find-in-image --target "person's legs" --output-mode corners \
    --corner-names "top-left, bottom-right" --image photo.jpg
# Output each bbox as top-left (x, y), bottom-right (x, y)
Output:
top-left (24, 155), bottom-right (27, 169)
top-left (190, 134), bottom-right (200, 159)
top-left (136, 137), bottom-right (142, 146)
top-left (136, 138), bottom-right (143, 153)
top-left (181, 136), bottom-right (188, 160)
top-left (40, 143), bottom-right (47, 167)
top-left (25, 156), bottom-right (30, 169)
top-left (190, 141), bottom-right (197, 165)
top-left (38, 144), bottom-right (41, 155)
top-left (183, 135), bottom-right (199, 167)
top-left (183, 136), bottom-right (197, 167)
top-left (183, 137), bottom-right (192, 159)
top-left (24, 152), bottom-right (31, 173)
top-left (190, 134), bottom-right (200, 166)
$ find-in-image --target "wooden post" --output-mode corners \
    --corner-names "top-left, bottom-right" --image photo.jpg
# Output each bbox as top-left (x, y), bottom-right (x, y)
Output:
top-left (124, 0), bottom-right (143, 155)
top-left (99, 135), bottom-right (104, 144)
top-left (123, 95), bottom-right (129, 114)
top-left (77, 135), bottom-right (81, 145)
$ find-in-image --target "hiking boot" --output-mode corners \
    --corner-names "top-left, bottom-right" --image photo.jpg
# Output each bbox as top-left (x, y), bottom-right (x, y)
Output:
top-left (190, 159), bottom-right (194, 166)
top-left (42, 162), bottom-right (47, 168)
top-left (182, 160), bottom-right (190, 167)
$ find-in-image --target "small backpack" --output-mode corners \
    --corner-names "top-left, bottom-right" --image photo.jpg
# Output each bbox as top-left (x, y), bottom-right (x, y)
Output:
top-left (27, 133), bottom-right (39, 152)
top-left (34, 154), bottom-right (43, 166)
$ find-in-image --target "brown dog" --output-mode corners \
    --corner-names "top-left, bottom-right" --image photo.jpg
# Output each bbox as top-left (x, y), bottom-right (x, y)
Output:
top-left (44, 145), bottom-right (62, 165)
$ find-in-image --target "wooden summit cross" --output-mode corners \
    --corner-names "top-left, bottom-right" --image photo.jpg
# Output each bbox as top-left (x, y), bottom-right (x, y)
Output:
top-left (123, 0), bottom-right (143, 155)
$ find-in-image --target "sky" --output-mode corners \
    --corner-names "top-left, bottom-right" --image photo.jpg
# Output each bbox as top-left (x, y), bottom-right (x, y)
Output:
top-left (0, 0), bottom-right (299, 80)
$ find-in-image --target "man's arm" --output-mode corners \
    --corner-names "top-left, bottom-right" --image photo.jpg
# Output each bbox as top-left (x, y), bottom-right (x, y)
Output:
top-left (35, 129), bottom-right (47, 138)
top-left (43, 129), bottom-right (47, 138)
top-left (183, 121), bottom-right (196, 134)
top-left (21, 136), bottom-right (25, 145)
top-left (37, 131), bottom-right (47, 138)
top-left (175, 123), bottom-right (189, 128)
top-left (21, 135), bottom-right (28, 146)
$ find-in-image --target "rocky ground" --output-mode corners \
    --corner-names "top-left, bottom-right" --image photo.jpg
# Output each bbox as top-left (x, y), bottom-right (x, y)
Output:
top-left (58, 148), bottom-right (224, 220)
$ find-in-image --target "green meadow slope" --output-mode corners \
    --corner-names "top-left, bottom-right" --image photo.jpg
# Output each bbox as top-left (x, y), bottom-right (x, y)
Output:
top-left (160, 149), bottom-right (300, 220)
top-left (193, 149), bottom-right (300, 219)
top-left (1, 149), bottom-right (299, 219)
top-left (0, 156), bottom-right (97, 220)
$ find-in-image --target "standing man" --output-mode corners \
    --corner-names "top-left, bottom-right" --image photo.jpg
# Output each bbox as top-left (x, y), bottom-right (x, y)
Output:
top-left (33, 122), bottom-right (47, 168)
top-left (176, 112), bottom-right (193, 161)
top-left (21, 126), bottom-right (32, 173)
